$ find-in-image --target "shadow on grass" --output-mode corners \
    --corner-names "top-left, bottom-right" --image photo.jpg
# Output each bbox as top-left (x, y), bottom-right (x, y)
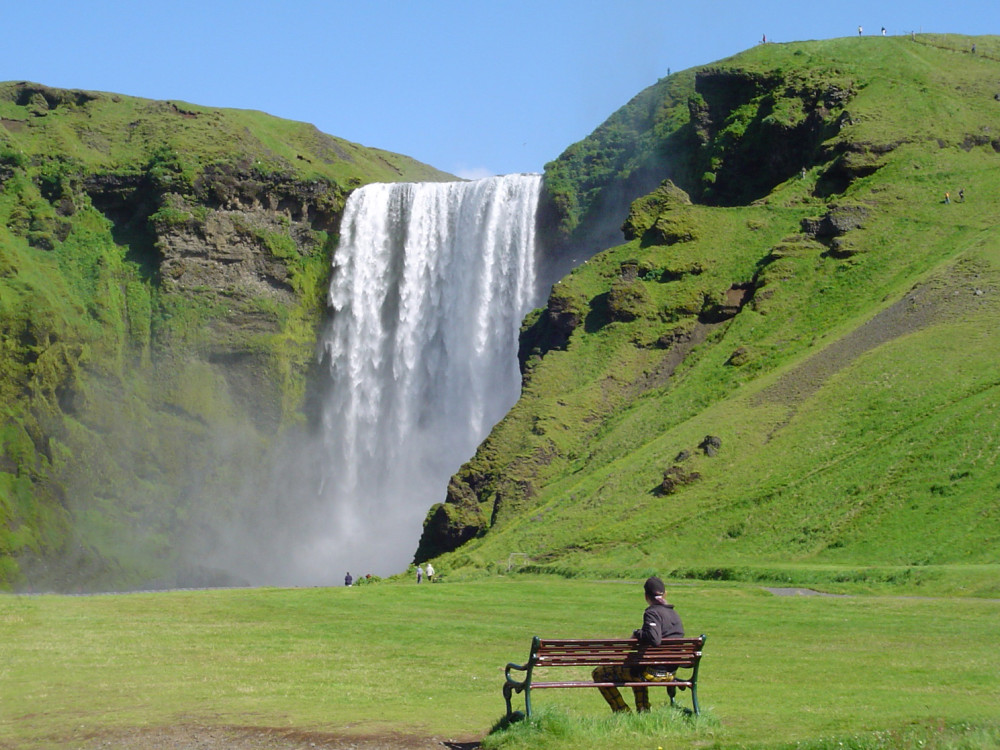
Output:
top-left (481, 704), bottom-right (717, 750)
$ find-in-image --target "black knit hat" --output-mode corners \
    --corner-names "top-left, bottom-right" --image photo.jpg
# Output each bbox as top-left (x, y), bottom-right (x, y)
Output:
top-left (643, 576), bottom-right (665, 598)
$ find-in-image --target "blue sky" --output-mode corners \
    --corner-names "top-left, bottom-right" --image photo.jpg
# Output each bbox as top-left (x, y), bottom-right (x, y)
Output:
top-left (5, 1), bottom-right (998, 178)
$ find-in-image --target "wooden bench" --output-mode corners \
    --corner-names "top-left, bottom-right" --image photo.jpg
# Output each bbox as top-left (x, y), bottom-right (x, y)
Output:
top-left (503, 635), bottom-right (705, 719)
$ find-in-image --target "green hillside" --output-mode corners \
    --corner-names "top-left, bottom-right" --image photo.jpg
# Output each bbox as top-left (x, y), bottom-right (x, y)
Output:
top-left (0, 82), bottom-right (451, 590)
top-left (420, 34), bottom-right (1000, 595)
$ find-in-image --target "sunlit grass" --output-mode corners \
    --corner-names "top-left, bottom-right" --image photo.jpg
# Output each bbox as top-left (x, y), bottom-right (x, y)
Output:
top-left (2, 579), bottom-right (998, 748)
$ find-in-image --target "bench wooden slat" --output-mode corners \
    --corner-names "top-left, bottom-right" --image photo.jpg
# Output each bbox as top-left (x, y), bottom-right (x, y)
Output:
top-left (535, 659), bottom-right (700, 668)
top-left (538, 638), bottom-right (702, 648)
top-left (535, 639), bottom-right (702, 668)
top-left (535, 654), bottom-right (700, 660)
top-left (536, 639), bottom-right (703, 650)
top-left (533, 680), bottom-right (694, 689)
top-left (538, 649), bottom-right (700, 656)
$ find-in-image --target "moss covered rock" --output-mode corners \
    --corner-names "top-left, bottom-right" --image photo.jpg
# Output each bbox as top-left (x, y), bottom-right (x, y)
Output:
top-left (621, 180), bottom-right (692, 240)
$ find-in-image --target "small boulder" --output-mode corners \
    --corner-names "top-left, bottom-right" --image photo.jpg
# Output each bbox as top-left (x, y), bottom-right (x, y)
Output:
top-left (699, 435), bottom-right (722, 457)
top-left (657, 465), bottom-right (701, 496)
top-left (801, 204), bottom-right (869, 239)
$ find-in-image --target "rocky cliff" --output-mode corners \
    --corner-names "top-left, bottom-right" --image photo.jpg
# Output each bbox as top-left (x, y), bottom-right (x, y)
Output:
top-left (0, 81), bottom-right (450, 590)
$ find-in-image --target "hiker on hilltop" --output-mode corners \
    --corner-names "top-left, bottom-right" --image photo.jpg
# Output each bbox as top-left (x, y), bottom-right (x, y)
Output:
top-left (592, 577), bottom-right (684, 713)
top-left (345, 571), bottom-right (353, 587)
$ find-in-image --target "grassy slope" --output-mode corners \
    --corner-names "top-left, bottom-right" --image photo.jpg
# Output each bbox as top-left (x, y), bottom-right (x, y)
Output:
top-left (0, 81), bottom-right (450, 184)
top-left (1, 580), bottom-right (998, 749)
top-left (435, 35), bottom-right (1000, 594)
top-left (0, 83), bottom-right (452, 590)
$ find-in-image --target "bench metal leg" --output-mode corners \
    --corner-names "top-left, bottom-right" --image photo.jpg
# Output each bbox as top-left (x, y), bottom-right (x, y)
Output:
top-left (666, 684), bottom-right (700, 715)
top-left (503, 682), bottom-right (531, 721)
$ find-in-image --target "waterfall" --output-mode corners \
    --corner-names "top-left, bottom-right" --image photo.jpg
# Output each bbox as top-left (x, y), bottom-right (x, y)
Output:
top-left (305, 174), bottom-right (542, 578)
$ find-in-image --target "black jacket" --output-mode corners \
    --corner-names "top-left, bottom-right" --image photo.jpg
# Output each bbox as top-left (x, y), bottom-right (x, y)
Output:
top-left (634, 602), bottom-right (684, 646)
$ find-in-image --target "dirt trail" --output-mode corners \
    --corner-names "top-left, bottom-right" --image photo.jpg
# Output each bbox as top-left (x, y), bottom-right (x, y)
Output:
top-left (755, 256), bottom-right (997, 420)
top-left (65, 726), bottom-right (480, 750)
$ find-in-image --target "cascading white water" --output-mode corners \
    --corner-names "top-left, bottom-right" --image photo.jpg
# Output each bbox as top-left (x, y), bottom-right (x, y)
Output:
top-left (302, 173), bottom-right (542, 577)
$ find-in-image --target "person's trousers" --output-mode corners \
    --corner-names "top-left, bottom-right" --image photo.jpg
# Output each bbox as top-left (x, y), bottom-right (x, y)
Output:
top-left (592, 665), bottom-right (674, 712)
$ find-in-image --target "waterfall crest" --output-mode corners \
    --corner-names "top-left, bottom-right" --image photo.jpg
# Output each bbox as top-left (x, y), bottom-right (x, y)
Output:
top-left (308, 174), bottom-right (542, 576)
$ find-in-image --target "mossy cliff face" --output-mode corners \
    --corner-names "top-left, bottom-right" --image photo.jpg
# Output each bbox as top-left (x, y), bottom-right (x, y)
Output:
top-left (422, 47), bottom-right (863, 560)
top-left (419, 35), bottom-right (1000, 583)
top-left (0, 82), bottom-right (450, 590)
top-left (536, 55), bottom-right (856, 265)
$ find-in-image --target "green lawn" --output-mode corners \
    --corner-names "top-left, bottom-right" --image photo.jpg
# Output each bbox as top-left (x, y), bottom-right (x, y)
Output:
top-left (2, 578), bottom-right (997, 749)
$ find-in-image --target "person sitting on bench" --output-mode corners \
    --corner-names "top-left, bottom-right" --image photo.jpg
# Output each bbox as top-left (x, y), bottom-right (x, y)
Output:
top-left (592, 576), bottom-right (684, 712)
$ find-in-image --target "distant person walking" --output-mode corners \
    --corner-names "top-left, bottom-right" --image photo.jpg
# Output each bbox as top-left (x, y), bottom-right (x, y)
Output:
top-left (858, 25), bottom-right (863, 36)
top-left (944, 192), bottom-right (951, 204)
top-left (593, 576), bottom-right (684, 713)
top-left (416, 565), bottom-right (424, 583)
top-left (881, 26), bottom-right (886, 36)
top-left (345, 572), bottom-right (353, 587)
top-left (426, 562), bottom-right (435, 583)
top-left (959, 189), bottom-right (965, 202)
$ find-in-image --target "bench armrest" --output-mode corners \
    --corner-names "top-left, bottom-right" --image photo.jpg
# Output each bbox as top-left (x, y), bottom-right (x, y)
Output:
top-left (504, 635), bottom-right (541, 694)
top-left (504, 660), bottom-right (530, 684)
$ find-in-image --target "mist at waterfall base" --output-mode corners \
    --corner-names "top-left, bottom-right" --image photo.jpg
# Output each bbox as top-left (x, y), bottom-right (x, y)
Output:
top-left (201, 175), bottom-right (544, 586)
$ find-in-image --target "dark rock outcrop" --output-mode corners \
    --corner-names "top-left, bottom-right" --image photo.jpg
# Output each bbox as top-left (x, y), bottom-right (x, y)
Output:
top-left (414, 477), bottom-right (489, 562)
top-left (518, 286), bottom-right (586, 371)
top-left (656, 464), bottom-right (701, 496)
top-left (801, 204), bottom-right (869, 239)
top-left (699, 435), bottom-right (722, 457)
top-left (691, 69), bottom-right (856, 205)
top-left (801, 203), bottom-right (870, 257)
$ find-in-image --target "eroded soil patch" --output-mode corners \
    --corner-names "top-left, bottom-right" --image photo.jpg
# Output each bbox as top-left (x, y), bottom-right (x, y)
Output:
top-left (64, 725), bottom-right (480, 750)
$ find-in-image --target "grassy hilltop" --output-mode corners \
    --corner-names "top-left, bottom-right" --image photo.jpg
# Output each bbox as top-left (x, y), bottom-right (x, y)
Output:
top-left (421, 34), bottom-right (1000, 596)
top-left (0, 82), bottom-right (450, 590)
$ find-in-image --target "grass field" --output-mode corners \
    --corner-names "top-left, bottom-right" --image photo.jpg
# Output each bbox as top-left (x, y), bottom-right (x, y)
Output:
top-left (2, 577), bottom-right (998, 749)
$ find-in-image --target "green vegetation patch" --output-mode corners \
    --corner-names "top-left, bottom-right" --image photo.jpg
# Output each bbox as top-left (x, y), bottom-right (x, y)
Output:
top-left (431, 35), bottom-right (1000, 597)
top-left (2, 580), bottom-right (998, 749)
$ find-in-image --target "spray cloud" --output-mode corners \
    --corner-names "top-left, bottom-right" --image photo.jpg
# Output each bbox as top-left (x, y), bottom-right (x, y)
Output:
top-left (202, 174), bottom-right (543, 585)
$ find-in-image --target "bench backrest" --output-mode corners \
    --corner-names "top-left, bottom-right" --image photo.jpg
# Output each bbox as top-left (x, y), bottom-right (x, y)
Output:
top-left (532, 636), bottom-right (705, 669)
